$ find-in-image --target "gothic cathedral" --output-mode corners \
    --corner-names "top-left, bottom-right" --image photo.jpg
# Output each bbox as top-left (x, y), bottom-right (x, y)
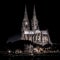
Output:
top-left (20, 5), bottom-right (52, 46)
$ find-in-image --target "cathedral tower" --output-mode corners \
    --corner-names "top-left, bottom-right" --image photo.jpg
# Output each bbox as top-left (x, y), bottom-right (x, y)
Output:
top-left (20, 5), bottom-right (30, 40)
top-left (31, 5), bottom-right (39, 31)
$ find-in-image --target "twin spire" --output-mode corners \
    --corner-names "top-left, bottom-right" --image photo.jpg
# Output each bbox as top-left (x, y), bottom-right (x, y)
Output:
top-left (21, 5), bottom-right (52, 45)
top-left (24, 5), bottom-right (39, 31)
top-left (32, 5), bottom-right (39, 30)
top-left (21, 5), bottom-right (39, 40)
top-left (24, 5), bottom-right (37, 21)
top-left (24, 5), bottom-right (28, 20)
top-left (33, 5), bottom-right (36, 18)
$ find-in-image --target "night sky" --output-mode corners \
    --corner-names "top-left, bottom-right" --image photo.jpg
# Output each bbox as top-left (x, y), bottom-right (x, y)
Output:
top-left (0, 0), bottom-right (60, 46)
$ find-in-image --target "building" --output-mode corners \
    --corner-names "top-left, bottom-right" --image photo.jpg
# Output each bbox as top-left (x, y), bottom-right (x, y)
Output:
top-left (20, 5), bottom-right (52, 46)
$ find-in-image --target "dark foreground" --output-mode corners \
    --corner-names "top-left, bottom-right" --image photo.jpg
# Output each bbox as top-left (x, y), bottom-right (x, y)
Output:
top-left (0, 53), bottom-right (60, 60)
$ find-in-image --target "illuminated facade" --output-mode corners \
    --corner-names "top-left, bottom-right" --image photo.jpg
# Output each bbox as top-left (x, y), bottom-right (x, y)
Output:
top-left (20, 5), bottom-right (52, 46)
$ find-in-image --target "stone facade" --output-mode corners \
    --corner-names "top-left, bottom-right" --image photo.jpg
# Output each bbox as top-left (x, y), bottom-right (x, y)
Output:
top-left (20, 5), bottom-right (52, 46)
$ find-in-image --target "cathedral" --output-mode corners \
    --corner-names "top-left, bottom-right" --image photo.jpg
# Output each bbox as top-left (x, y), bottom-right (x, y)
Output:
top-left (20, 5), bottom-right (52, 46)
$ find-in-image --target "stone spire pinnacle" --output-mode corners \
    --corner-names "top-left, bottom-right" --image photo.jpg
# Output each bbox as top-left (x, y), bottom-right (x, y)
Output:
top-left (20, 5), bottom-right (30, 40)
top-left (31, 5), bottom-right (39, 30)
top-left (33, 5), bottom-right (36, 17)
top-left (24, 5), bottom-right (28, 20)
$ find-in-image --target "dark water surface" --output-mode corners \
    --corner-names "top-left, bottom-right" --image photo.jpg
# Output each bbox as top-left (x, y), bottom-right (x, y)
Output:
top-left (0, 55), bottom-right (60, 60)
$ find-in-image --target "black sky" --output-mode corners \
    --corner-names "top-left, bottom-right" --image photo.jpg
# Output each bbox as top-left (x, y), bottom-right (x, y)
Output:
top-left (0, 0), bottom-right (60, 45)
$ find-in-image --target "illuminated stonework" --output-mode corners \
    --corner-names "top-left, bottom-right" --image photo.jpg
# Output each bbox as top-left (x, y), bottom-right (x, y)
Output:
top-left (31, 5), bottom-right (39, 30)
top-left (20, 5), bottom-right (52, 46)
top-left (20, 5), bottom-right (30, 40)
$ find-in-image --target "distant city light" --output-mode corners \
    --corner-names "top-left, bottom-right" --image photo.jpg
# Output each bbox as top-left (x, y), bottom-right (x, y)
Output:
top-left (8, 50), bottom-right (11, 54)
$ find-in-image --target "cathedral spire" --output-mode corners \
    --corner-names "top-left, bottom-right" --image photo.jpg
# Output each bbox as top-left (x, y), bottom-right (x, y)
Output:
top-left (31, 5), bottom-right (39, 30)
top-left (20, 5), bottom-right (30, 40)
top-left (24, 5), bottom-right (28, 20)
top-left (33, 5), bottom-right (36, 18)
